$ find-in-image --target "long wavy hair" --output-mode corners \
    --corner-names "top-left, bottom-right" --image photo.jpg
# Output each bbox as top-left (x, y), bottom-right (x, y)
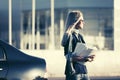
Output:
top-left (65, 10), bottom-right (83, 32)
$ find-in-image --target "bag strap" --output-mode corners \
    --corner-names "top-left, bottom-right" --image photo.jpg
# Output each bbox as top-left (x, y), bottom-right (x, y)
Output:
top-left (67, 34), bottom-right (75, 74)
top-left (68, 34), bottom-right (73, 53)
top-left (68, 33), bottom-right (82, 53)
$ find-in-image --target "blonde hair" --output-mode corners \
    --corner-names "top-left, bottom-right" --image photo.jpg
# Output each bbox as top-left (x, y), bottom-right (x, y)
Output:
top-left (65, 10), bottom-right (83, 31)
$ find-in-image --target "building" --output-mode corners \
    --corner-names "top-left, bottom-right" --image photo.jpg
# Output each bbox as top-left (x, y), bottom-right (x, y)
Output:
top-left (0, 0), bottom-right (120, 77)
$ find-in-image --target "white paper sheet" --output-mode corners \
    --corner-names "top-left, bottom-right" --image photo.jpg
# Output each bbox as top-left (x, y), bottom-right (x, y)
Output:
top-left (73, 43), bottom-right (96, 57)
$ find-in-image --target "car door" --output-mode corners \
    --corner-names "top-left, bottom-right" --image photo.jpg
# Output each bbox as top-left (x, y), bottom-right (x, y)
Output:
top-left (0, 46), bottom-right (8, 78)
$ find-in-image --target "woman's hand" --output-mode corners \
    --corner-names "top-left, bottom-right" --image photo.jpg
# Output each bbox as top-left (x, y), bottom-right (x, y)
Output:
top-left (87, 55), bottom-right (95, 62)
top-left (72, 56), bottom-right (84, 62)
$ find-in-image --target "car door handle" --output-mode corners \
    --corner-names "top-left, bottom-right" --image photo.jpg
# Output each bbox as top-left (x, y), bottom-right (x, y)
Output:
top-left (0, 68), bottom-right (3, 70)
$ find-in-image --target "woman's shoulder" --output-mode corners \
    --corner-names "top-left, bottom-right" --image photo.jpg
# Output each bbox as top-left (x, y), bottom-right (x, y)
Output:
top-left (78, 33), bottom-right (84, 38)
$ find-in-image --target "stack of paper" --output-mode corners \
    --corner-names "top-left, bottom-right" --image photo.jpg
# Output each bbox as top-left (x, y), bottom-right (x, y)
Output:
top-left (73, 43), bottom-right (96, 57)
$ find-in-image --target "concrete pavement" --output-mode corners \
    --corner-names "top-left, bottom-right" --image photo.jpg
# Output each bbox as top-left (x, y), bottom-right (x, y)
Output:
top-left (48, 76), bottom-right (120, 80)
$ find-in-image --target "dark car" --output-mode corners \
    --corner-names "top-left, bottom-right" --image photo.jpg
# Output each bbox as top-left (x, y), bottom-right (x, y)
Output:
top-left (0, 40), bottom-right (47, 80)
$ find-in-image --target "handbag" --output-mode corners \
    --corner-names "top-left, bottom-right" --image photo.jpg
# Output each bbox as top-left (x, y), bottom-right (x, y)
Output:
top-left (65, 34), bottom-right (75, 75)
top-left (65, 53), bottom-right (75, 75)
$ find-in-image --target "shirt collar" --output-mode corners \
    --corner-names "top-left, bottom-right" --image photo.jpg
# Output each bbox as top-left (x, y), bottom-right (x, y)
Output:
top-left (72, 28), bottom-right (80, 34)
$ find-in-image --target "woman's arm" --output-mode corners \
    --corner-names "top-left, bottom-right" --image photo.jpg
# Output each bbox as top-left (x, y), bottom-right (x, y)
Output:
top-left (72, 55), bottom-right (95, 62)
top-left (72, 55), bottom-right (88, 62)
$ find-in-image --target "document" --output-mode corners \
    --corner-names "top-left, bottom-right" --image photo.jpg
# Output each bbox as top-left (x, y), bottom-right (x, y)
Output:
top-left (73, 43), bottom-right (96, 57)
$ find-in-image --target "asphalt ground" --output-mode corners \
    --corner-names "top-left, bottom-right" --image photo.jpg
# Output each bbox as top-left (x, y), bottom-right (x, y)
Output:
top-left (48, 76), bottom-right (120, 80)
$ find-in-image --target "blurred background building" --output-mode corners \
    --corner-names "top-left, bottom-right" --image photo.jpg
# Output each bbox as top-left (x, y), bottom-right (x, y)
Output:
top-left (1, 0), bottom-right (120, 78)
top-left (0, 0), bottom-right (114, 50)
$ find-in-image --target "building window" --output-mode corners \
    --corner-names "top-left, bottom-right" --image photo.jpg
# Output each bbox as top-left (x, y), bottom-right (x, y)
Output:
top-left (20, 8), bottom-right (113, 50)
top-left (21, 10), bottom-right (51, 50)
top-left (82, 8), bottom-right (114, 50)
top-left (20, 9), bottom-right (67, 50)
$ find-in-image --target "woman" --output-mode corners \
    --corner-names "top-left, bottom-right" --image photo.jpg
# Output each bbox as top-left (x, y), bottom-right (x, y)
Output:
top-left (61, 10), bottom-right (95, 80)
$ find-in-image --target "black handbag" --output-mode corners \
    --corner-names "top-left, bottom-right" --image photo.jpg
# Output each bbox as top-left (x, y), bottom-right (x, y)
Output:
top-left (65, 53), bottom-right (75, 75)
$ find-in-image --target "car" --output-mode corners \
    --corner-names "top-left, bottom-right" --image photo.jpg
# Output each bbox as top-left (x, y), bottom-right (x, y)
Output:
top-left (0, 40), bottom-right (48, 80)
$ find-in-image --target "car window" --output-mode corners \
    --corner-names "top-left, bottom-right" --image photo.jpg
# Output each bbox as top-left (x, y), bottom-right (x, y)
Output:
top-left (0, 46), bottom-right (6, 61)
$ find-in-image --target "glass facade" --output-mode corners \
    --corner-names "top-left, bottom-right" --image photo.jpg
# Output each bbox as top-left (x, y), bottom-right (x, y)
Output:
top-left (0, 0), bottom-right (113, 50)
top-left (21, 10), bottom-right (51, 50)
top-left (20, 8), bottom-right (113, 50)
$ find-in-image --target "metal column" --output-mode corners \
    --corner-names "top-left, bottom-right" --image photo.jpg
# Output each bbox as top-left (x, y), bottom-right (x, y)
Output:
top-left (50, 0), bottom-right (55, 49)
top-left (9, 0), bottom-right (12, 45)
top-left (32, 0), bottom-right (36, 50)
top-left (60, 11), bottom-right (64, 49)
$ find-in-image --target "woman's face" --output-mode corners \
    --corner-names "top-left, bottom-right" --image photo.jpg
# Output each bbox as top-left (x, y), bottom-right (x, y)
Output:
top-left (76, 16), bottom-right (84, 29)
